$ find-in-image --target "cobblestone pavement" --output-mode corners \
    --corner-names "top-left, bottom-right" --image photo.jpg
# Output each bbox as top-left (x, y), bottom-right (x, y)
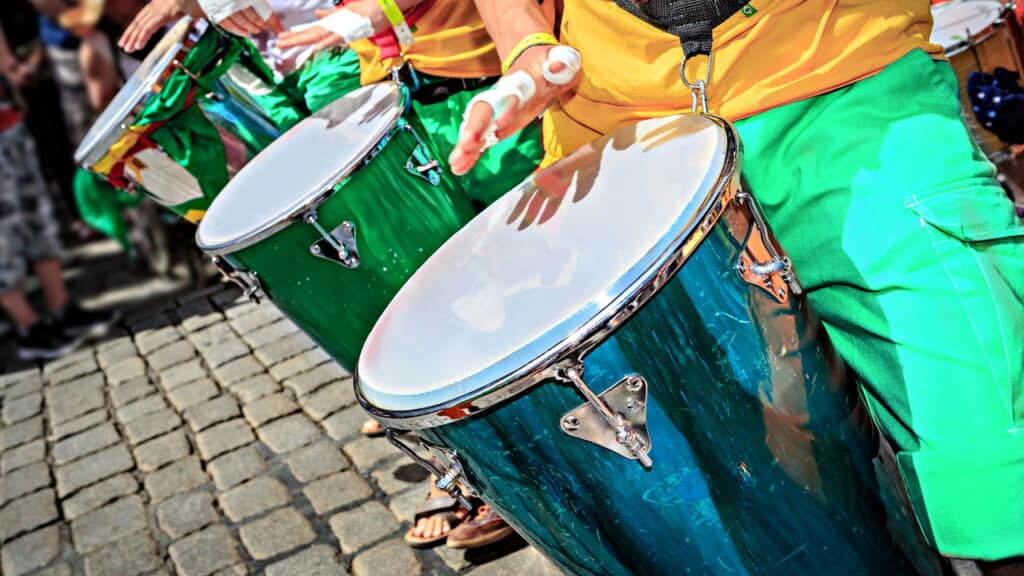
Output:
top-left (0, 242), bottom-right (563, 576)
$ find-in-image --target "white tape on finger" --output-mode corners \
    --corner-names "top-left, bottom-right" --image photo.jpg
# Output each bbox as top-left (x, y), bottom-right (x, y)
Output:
top-left (542, 45), bottom-right (581, 86)
top-left (250, 0), bottom-right (272, 21)
top-left (459, 72), bottom-right (538, 153)
top-left (316, 9), bottom-right (374, 44)
top-left (197, 0), bottom-right (270, 24)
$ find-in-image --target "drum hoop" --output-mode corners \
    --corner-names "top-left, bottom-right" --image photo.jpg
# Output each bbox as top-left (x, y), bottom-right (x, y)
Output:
top-left (195, 83), bottom-right (409, 256)
top-left (355, 114), bottom-right (742, 430)
top-left (75, 17), bottom-right (204, 167)
top-left (937, 3), bottom-right (1009, 57)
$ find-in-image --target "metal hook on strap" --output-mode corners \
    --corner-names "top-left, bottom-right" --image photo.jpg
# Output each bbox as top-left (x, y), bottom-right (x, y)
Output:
top-left (680, 52), bottom-right (714, 115)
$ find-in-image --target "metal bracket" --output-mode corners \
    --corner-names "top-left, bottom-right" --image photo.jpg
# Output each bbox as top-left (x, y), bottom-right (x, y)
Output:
top-left (385, 429), bottom-right (475, 510)
top-left (734, 192), bottom-right (802, 304)
top-left (211, 256), bottom-right (263, 304)
top-left (560, 367), bottom-right (652, 468)
top-left (403, 126), bottom-right (442, 186)
top-left (305, 212), bottom-right (360, 269)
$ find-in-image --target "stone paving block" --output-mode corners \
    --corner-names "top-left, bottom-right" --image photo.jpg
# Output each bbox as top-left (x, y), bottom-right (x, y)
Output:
top-left (52, 422), bottom-right (119, 465)
top-left (468, 545), bottom-right (562, 576)
top-left (342, 436), bottom-right (400, 472)
top-left (212, 356), bottom-right (264, 386)
top-left (50, 409), bottom-right (107, 441)
top-left (303, 471), bottom-right (372, 515)
top-left (257, 413), bottom-right (320, 454)
top-left (136, 324), bottom-right (181, 355)
top-left (241, 319), bottom-right (298, 349)
top-left (34, 561), bottom-right (71, 576)
top-left (371, 458), bottom-right (431, 496)
top-left (144, 456), bottom-right (208, 502)
top-left (282, 362), bottom-right (347, 397)
top-left (110, 378), bottom-right (155, 407)
top-left (43, 349), bottom-right (94, 375)
top-left (149, 340), bottom-right (197, 371)
top-left (214, 565), bottom-right (249, 576)
top-left (230, 306), bottom-right (285, 336)
top-left (134, 430), bottom-right (190, 472)
top-left (200, 337), bottom-right (250, 369)
top-left (156, 491), bottom-right (219, 539)
top-left (387, 482), bottom-right (429, 524)
top-left (3, 416), bottom-right (42, 449)
top-left (207, 444), bottom-right (266, 491)
top-left (221, 301), bottom-right (258, 322)
top-left (213, 287), bottom-right (246, 310)
top-left (230, 375), bottom-right (280, 403)
top-left (71, 494), bottom-right (148, 552)
top-left (268, 347), bottom-right (332, 382)
top-left (117, 394), bottom-right (168, 423)
top-left (168, 379), bottom-right (220, 412)
top-left (179, 298), bottom-right (223, 333)
top-left (350, 539), bottom-right (422, 576)
top-left (55, 443), bottom-right (134, 497)
top-left (1, 462), bottom-right (50, 504)
top-left (46, 356), bottom-right (98, 384)
top-left (83, 530), bottom-right (160, 576)
top-left (284, 440), bottom-right (348, 483)
top-left (330, 501), bottom-right (401, 553)
top-left (160, 359), bottom-right (208, 391)
top-left (255, 332), bottom-right (316, 367)
top-left (124, 409), bottom-right (181, 445)
top-left (0, 524), bottom-right (60, 576)
top-left (321, 405), bottom-right (367, 442)
top-left (242, 393), bottom-right (297, 427)
top-left (2, 438), bottom-right (44, 473)
top-left (3, 374), bottom-right (43, 400)
top-left (298, 380), bottom-right (354, 421)
top-left (265, 545), bottom-right (346, 576)
top-left (2, 391), bottom-right (41, 424)
top-left (0, 367), bottom-right (39, 387)
top-left (0, 488), bottom-right (58, 543)
top-left (169, 524), bottom-right (241, 576)
top-left (105, 356), bottom-right (147, 385)
top-left (45, 375), bottom-right (104, 425)
top-left (61, 473), bottom-right (138, 520)
top-left (184, 395), bottom-right (241, 432)
top-left (218, 476), bottom-right (289, 521)
top-left (196, 419), bottom-right (255, 461)
top-left (97, 339), bottom-right (138, 368)
top-left (238, 507), bottom-right (315, 561)
top-left (187, 322), bottom-right (233, 350)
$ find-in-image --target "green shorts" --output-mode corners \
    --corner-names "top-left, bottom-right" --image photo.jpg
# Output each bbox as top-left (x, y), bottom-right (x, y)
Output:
top-left (735, 49), bottom-right (1024, 560)
top-left (256, 48), bottom-right (364, 129)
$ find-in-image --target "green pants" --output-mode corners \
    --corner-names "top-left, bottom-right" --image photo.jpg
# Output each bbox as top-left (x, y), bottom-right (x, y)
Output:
top-left (256, 48), bottom-right (364, 129)
top-left (735, 49), bottom-right (1024, 560)
top-left (412, 85), bottom-right (544, 207)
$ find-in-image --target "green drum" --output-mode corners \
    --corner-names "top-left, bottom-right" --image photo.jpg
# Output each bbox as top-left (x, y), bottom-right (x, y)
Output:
top-left (195, 82), bottom-right (476, 369)
top-left (75, 17), bottom-right (304, 223)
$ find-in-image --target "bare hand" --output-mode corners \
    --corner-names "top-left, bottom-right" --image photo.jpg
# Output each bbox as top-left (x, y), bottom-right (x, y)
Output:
top-left (118, 0), bottom-right (183, 53)
top-left (219, 6), bottom-right (283, 36)
top-left (278, 7), bottom-right (361, 52)
top-left (449, 45), bottom-right (579, 176)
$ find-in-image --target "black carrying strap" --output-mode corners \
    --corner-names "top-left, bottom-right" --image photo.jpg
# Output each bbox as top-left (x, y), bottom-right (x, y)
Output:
top-left (611, 0), bottom-right (749, 56)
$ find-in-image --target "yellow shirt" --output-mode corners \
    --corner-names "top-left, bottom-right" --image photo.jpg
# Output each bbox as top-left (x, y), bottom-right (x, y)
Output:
top-left (544, 0), bottom-right (943, 162)
top-left (353, 0), bottom-right (501, 84)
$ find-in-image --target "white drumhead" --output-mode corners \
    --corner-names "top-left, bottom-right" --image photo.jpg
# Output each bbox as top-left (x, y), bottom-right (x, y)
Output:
top-left (357, 114), bottom-right (732, 413)
top-left (195, 82), bottom-right (404, 254)
top-left (931, 0), bottom-right (1005, 52)
top-left (75, 17), bottom-right (195, 167)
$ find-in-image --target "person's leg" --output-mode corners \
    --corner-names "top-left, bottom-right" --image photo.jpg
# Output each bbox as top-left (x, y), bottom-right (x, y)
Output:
top-left (735, 49), bottom-right (1024, 562)
top-left (293, 49), bottom-right (363, 114)
top-left (78, 31), bottom-right (120, 111)
top-left (33, 258), bottom-right (69, 312)
top-left (0, 289), bottom-right (40, 330)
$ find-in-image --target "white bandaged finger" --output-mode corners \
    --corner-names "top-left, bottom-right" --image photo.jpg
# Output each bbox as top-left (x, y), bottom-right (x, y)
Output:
top-left (459, 71), bottom-right (537, 152)
top-left (197, 0), bottom-right (271, 24)
top-left (313, 9), bottom-right (374, 44)
top-left (542, 45), bottom-right (581, 85)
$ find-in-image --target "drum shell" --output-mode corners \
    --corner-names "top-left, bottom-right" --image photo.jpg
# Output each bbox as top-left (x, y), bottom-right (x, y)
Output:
top-left (224, 113), bottom-right (476, 370)
top-left (417, 192), bottom-right (913, 575)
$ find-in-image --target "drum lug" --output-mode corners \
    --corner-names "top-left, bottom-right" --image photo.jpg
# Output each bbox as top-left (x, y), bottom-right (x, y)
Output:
top-left (385, 429), bottom-right (476, 510)
top-left (211, 256), bottom-right (263, 303)
top-left (559, 366), bottom-right (653, 469)
top-left (733, 191), bottom-right (802, 304)
top-left (402, 124), bottom-right (443, 186)
top-left (305, 212), bottom-right (360, 269)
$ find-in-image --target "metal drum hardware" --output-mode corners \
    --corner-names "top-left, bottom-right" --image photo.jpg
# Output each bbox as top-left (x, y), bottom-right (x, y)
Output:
top-left (211, 256), bottom-right (263, 303)
top-left (734, 191), bottom-right (802, 303)
top-left (559, 367), bottom-right (652, 468)
top-left (305, 211), bottom-right (360, 269)
top-left (385, 429), bottom-right (475, 510)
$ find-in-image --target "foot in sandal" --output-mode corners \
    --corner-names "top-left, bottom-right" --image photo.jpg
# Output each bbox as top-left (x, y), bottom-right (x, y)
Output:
top-left (404, 480), bottom-right (471, 548)
top-left (446, 504), bottom-right (515, 549)
top-left (360, 418), bottom-right (386, 437)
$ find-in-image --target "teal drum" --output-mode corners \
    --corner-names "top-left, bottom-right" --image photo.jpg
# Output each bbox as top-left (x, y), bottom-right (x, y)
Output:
top-left (356, 115), bottom-right (917, 575)
top-left (195, 82), bottom-right (476, 369)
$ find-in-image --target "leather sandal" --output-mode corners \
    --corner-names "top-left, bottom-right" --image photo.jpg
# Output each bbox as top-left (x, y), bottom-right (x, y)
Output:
top-left (446, 505), bottom-right (515, 549)
top-left (403, 494), bottom-right (467, 548)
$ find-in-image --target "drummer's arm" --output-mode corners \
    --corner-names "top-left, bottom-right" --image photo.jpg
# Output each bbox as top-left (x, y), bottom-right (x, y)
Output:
top-left (473, 0), bottom-right (556, 57)
top-left (277, 0), bottom-right (428, 50)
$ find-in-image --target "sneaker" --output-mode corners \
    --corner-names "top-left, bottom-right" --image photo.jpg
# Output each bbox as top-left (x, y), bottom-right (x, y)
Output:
top-left (57, 302), bottom-right (120, 340)
top-left (17, 321), bottom-right (81, 361)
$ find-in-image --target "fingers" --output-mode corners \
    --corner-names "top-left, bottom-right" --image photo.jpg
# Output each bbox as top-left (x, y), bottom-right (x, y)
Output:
top-left (218, 16), bottom-right (248, 35)
top-left (220, 7), bottom-right (272, 36)
top-left (449, 99), bottom-right (496, 175)
top-left (266, 13), bottom-right (283, 35)
top-left (238, 7), bottom-right (266, 32)
top-left (276, 27), bottom-right (328, 49)
top-left (313, 34), bottom-right (344, 52)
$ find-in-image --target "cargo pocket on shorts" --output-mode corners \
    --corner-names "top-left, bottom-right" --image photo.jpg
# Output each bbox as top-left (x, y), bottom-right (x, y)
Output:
top-left (905, 180), bottom-right (1024, 243)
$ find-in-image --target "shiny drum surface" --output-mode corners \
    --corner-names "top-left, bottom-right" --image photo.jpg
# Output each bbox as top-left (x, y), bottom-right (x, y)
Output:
top-left (75, 17), bottom-right (293, 220)
top-left (932, 0), bottom-right (1022, 156)
top-left (197, 83), bottom-right (475, 370)
top-left (357, 116), bottom-right (916, 575)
